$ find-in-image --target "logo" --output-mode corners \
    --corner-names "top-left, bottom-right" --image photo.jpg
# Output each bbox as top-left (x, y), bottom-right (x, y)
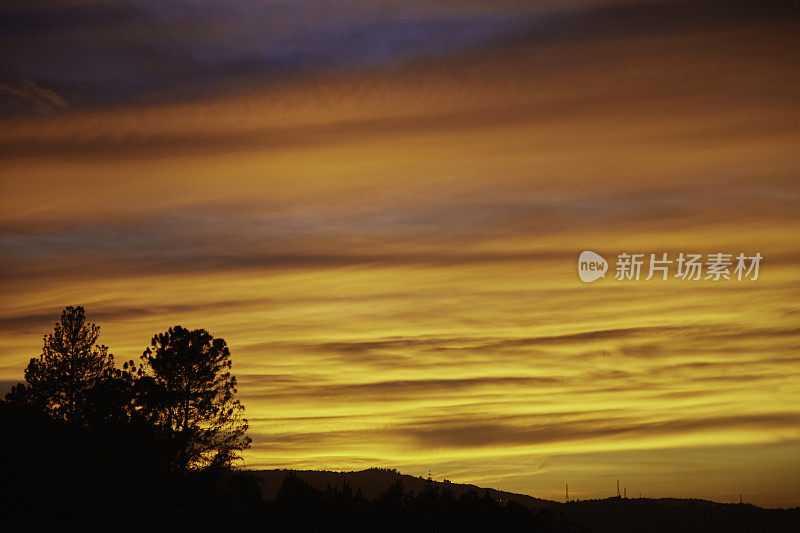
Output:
top-left (578, 251), bottom-right (608, 283)
top-left (576, 251), bottom-right (761, 283)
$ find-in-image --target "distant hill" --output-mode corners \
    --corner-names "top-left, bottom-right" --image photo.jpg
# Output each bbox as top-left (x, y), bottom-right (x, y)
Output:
top-left (254, 468), bottom-right (552, 508)
top-left (559, 496), bottom-right (799, 533)
top-left (252, 469), bottom-right (800, 533)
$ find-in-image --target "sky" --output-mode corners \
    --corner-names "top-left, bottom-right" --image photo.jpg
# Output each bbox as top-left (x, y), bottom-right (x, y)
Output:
top-left (1, 0), bottom-right (799, 508)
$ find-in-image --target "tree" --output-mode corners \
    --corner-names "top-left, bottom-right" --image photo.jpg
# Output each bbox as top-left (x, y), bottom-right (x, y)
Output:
top-left (6, 306), bottom-right (116, 423)
top-left (139, 326), bottom-right (250, 470)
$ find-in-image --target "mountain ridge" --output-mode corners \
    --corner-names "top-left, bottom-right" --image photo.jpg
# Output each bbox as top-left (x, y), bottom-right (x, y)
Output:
top-left (251, 468), bottom-right (800, 532)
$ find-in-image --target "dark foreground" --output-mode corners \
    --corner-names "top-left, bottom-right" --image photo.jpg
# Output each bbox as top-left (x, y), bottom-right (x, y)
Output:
top-left (3, 404), bottom-right (797, 532)
top-left (254, 469), bottom-right (800, 533)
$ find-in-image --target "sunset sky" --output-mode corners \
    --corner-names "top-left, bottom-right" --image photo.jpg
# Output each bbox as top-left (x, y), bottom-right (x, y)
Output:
top-left (1, 0), bottom-right (799, 507)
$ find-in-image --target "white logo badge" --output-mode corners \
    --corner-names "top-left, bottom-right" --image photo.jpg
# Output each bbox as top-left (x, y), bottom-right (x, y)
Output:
top-left (578, 251), bottom-right (608, 283)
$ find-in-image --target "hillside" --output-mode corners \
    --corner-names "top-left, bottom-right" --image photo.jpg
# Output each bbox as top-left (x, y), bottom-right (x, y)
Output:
top-left (253, 469), bottom-right (800, 533)
top-left (253, 468), bottom-right (552, 508)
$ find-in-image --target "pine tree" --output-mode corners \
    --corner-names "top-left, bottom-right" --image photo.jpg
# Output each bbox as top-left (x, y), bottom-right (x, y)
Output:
top-left (7, 306), bottom-right (115, 423)
top-left (139, 326), bottom-right (250, 470)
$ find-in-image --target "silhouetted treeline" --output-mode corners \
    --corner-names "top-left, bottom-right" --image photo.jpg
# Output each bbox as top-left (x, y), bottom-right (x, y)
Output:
top-left (1, 397), bottom-right (577, 531)
top-left (4, 306), bottom-right (250, 472)
top-left (2, 306), bottom-right (259, 530)
top-left (269, 472), bottom-right (582, 532)
top-left (1, 405), bottom-right (576, 531)
top-left (559, 496), bottom-right (800, 533)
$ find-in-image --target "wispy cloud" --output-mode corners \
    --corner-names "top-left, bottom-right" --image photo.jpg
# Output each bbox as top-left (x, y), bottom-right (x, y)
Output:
top-left (0, 76), bottom-right (66, 113)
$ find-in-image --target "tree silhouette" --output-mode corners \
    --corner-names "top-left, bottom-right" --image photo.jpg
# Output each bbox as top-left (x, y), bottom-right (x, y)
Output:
top-left (6, 306), bottom-right (115, 423)
top-left (139, 326), bottom-right (250, 470)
